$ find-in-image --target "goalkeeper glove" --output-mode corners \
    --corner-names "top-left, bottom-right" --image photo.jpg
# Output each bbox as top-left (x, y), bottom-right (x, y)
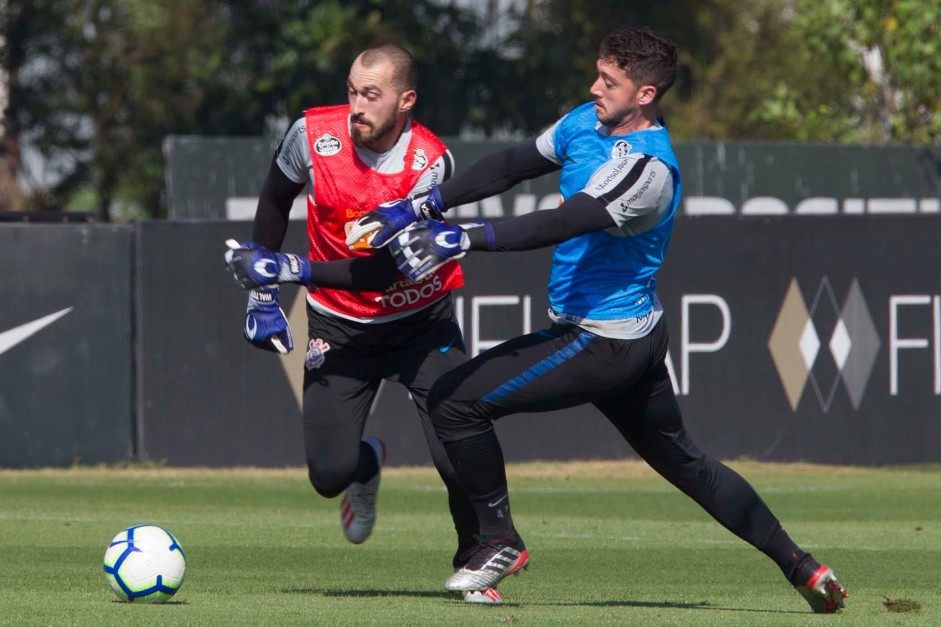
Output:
top-left (224, 239), bottom-right (310, 290)
top-left (389, 220), bottom-right (474, 282)
top-left (243, 286), bottom-right (293, 354)
top-left (345, 186), bottom-right (446, 249)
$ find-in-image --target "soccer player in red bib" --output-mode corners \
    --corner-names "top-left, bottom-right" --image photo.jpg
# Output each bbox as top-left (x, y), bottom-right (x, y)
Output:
top-left (225, 44), bottom-right (499, 604)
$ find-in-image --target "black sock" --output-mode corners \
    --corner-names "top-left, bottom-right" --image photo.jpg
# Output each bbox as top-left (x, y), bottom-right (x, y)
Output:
top-left (762, 522), bottom-right (812, 584)
top-left (443, 431), bottom-right (516, 540)
top-left (788, 552), bottom-right (821, 586)
top-left (353, 440), bottom-right (379, 483)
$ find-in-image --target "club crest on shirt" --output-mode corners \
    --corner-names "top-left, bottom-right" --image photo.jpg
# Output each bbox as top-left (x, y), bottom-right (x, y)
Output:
top-left (305, 338), bottom-right (332, 369)
top-left (611, 140), bottom-right (631, 159)
top-left (314, 133), bottom-right (342, 156)
top-left (412, 148), bottom-right (428, 170)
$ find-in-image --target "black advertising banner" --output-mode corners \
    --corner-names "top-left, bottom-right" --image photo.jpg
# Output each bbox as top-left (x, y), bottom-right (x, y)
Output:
top-left (135, 221), bottom-right (309, 466)
top-left (0, 224), bottom-right (134, 467)
top-left (5, 217), bottom-right (941, 467)
top-left (658, 214), bottom-right (941, 465)
top-left (136, 217), bottom-right (941, 467)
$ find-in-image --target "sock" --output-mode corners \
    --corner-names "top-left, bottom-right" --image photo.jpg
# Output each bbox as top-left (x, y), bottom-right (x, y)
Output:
top-left (761, 522), bottom-right (812, 584)
top-left (788, 552), bottom-right (822, 586)
top-left (443, 431), bottom-right (516, 540)
top-left (353, 440), bottom-right (379, 483)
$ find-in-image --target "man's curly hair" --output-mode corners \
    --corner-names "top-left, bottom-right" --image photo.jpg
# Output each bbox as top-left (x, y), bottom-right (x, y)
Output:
top-left (599, 27), bottom-right (678, 102)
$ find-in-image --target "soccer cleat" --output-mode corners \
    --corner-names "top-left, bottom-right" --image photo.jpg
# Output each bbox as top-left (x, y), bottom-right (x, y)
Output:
top-left (796, 565), bottom-right (848, 613)
top-left (340, 437), bottom-right (386, 544)
top-left (445, 538), bottom-right (529, 592)
top-left (462, 588), bottom-right (503, 604)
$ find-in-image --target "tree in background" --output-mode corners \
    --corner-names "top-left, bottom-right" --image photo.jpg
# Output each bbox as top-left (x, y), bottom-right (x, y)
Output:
top-left (3, 0), bottom-right (490, 219)
top-left (1, 0), bottom-right (68, 211)
top-left (499, 0), bottom-right (868, 142)
top-left (666, 0), bottom-right (861, 142)
top-left (462, 0), bottom-right (711, 136)
top-left (494, 0), bottom-right (940, 146)
top-left (777, 0), bottom-right (941, 144)
top-left (3, 0), bottom-right (939, 220)
top-left (199, 0), bottom-right (488, 137)
top-left (3, 0), bottom-right (226, 220)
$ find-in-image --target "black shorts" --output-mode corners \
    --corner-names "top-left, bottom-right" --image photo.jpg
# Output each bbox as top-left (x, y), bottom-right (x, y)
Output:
top-left (303, 295), bottom-right (465, 389)
top-left (301, 294), bottom-right (467, 493)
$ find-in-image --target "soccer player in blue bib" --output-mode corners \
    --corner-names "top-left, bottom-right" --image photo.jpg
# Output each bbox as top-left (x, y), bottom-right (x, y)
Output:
top-left (347, 25), bottom-right (848, 613)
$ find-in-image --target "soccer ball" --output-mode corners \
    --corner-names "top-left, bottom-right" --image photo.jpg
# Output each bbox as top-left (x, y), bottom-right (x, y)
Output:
top-left (102, 525), bottom-right (186, 603)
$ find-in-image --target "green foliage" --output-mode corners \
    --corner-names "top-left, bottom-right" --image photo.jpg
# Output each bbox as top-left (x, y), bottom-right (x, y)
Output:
top-left (5, 0), bottom-right (940, 219)
top-left (8, 0), bottom-right (227, 219)
top-left (1, 462), bottom-right (940, 625)
top-left (784, 0), bottom-right (941, 145)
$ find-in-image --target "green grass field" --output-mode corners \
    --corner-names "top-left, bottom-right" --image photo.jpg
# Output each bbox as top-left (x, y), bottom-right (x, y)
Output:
top-left (0, 460), bottom-right (938, 626)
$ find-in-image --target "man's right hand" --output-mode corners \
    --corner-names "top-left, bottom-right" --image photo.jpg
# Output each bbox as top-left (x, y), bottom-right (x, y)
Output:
top-left (242, 287), bottom-right (293, 354)
top-left (345, 186), bottom-right (445, 249)
top-left (224, 239), bottom-right (311, 289)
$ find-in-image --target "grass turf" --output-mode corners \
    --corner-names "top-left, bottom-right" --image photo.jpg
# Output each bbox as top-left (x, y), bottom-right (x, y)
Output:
top-left (0, 460), bottom-right (938, 626)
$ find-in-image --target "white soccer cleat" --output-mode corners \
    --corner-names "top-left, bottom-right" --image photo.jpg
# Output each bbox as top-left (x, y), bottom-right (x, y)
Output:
top-left (462, 588), bottom-right (503, 604)
top-left (445, 539), bottom-right (529, 592)
top-left (340, 437), bottom-right (386, 544)
top-left (796, 564), bottom-right (848, 613)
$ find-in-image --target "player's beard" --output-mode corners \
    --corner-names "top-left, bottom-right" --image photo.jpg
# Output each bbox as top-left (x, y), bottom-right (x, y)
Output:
top-left (351, 112), bottom-right (397, 151)
top-left (596, 103), bottom-right (630, 128)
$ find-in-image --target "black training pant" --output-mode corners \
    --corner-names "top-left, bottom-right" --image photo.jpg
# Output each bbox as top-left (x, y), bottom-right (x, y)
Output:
top-left (303, 295), bottom-right (479, 558)
top-left (429, 319), bottom-right (786, 555)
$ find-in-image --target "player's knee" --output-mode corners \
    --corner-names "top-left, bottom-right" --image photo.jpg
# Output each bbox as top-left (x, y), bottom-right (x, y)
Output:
top-left (307, 464), bottom-right (348, 499)
top-left (428, 371), bottom-right (494, 441)
top-left (429, 399), bottom-right (470, 442)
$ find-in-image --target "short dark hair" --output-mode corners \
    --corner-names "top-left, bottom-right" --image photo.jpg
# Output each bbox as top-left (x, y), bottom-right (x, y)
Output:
top-left (599, 27), bottom-right (678, 101)
top-left (358, 43), bottom-right (418, 92)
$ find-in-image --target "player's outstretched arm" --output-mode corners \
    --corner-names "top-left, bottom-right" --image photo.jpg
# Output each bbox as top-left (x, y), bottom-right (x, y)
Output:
top-left (435, 139), bottom-right (559, 207)
top-left (347, 140), bottom-right (559, 250)
top-left (388, 194), bottom-right (617, 283)
top-left (450, 151), bottom-right (673, 253)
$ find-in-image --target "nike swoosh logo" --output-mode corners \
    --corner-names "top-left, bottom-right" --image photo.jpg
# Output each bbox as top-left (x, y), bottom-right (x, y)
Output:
top-left (0, 307), bottom-right (74, 356)
top-left (438, 337), bottom-right (458, 353)
top-left (487, 494), bottom-right (508, 508)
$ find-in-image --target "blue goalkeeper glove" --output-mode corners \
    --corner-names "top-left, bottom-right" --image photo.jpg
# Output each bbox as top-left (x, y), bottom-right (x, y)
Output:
top-left (345, 186), bottom-right (446, 249)
top-left (243, 286), bottom-right (293, 354)
top-left (224, 239), bottom-right (311, 290)
top-left (389, 220), bottom-right (473, 282)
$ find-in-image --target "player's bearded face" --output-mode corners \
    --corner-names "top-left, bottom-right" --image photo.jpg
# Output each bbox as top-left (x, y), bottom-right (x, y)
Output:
top-left (347, 58), bottom-right (409, 151)
top-left (350, 102), bottom-right (399, 149)
top-left (590, 58), bottom-right (653, 132)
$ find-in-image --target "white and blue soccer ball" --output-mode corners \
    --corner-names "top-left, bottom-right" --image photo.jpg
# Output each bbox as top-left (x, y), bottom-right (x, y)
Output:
top-left (102, 525), bottom-right (186, 603)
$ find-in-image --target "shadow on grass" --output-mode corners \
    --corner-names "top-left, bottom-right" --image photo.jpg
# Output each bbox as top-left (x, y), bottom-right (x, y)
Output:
top-left (283, 588), bottom-right (450, 599)
top-left (282, 588), bottom-right (805, 614)
top-left (110, 599), bottom-right (187, 605)
top-left (537, 600), bottom-right (805, 614)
